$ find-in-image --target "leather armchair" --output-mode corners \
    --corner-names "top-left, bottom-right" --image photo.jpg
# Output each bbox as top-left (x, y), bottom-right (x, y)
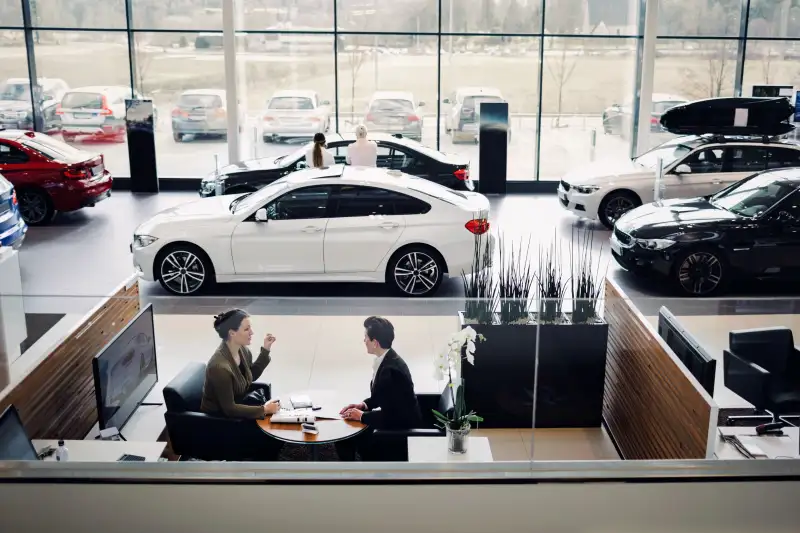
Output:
top-left (163, 362), bottom-right (273, 461)
top-left (370, 386), bottom-right (456, 461)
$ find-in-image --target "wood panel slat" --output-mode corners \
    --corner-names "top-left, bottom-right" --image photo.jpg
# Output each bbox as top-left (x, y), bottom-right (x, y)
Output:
top-left (0, 281), bottom-right (140, 440)
top-left (602, 278), bottom-right (715, 460)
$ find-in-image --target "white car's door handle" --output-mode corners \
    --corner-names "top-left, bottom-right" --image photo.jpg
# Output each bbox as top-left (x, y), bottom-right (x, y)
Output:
top-left (379, 221), bottom-right (400, 229)
top-left (302, 226), bottom-right (323, 233)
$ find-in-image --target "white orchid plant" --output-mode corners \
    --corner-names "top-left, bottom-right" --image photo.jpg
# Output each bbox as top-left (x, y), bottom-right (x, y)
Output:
top-left (432, 326), bottom-right (485, 431)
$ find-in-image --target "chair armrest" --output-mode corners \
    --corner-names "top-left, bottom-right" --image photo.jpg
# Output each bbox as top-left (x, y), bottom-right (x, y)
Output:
top-left (724, 350), bottom-right (772, 408)
top-left (248, 382), bottom-right (272, 398)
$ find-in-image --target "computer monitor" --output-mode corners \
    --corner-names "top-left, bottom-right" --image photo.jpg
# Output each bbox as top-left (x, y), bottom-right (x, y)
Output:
top-left (657, 306), bottom-right (717, 395)
top-left (92, 304), bottom-right (158, 431)
top-left (0, 405), bottom-right (39, 460)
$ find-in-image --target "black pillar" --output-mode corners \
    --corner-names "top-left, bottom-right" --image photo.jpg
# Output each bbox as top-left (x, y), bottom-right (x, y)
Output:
top-left (477, 101), bottom-right (508, 195)
top-left (125, 99), bottom-right (159, 193)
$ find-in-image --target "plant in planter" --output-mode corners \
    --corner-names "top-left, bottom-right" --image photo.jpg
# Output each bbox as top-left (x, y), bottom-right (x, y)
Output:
top-left (460, 233), bottom-right (497, 325)
top-left (433, 326), bottom-right (485, 453)
top-left (497, 233), bottom-right (535, 325)
top-left (531, 228), bottom-right (610, 428)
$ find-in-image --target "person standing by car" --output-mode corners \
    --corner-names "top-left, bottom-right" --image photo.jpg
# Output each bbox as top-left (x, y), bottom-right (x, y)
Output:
top-left (305, 132), bottom-right (335, 168)
top-left (346, 124), bottom-right (378, 167)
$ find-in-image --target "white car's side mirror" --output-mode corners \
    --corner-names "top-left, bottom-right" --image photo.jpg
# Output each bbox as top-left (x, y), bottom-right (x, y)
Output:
top-left (255, 208), bottom-right (268, 222)
top-left (674, 164), bottom-right (692, 174)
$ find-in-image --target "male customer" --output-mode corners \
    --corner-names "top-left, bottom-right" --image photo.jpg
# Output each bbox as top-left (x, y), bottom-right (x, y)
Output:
top-left (345, 124), bottom-right (378, 167)
top-left (337, 316), bottom-right (422, 460)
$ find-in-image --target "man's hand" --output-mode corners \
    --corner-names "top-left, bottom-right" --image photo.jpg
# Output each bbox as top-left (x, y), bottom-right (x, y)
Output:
top-left (343, 408), bottom-right (363, 422)
top-left (340, 402), bottom-right (366, 415)
top-left (263, 399), bottom-right (280, 415)
top-left (263, 333), bottom-right (276, 351)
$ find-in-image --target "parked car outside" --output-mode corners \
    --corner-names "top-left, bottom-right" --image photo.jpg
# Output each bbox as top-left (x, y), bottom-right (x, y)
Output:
top-left (611, 167), bottom-right (800, 296)
top-left (558, 134), bottom-right (800, 228)
top-left (0, 129), bottom-right (112, 225)
top-left (364, 91), bottom-right (424, 142)
top-left (0, 77), bottom-right (68, 133)
top-left (58, 86), bottom-right (156, 143)
top-left (199, 132), bottom-right (472, 197)
top-left (443, 86), bottom-right (509, 143)
top-left (602, 93), bottom-right (687, 136)
top-left (171, 89), bottom-right (229, 142)
top-left (262, 90), bottom-right (331, 143)
top-left (134, 165), bottom-right (492, 297)
top-left (0, 172), bottom-right (26, 249)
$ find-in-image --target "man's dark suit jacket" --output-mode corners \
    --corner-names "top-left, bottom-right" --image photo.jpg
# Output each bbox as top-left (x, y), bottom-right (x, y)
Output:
top-left (362, 349), bottom-right (422, 429)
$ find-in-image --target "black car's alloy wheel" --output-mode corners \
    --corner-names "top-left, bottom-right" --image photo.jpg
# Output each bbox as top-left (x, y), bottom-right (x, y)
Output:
top-left (389, 249), bottom-right (443, 296)
top-left (677, 251), bottom-right (723, 296)
top-left (159, 249), bottom-right (209, 295)
top-left (18, 189), bottom-right (54, 226)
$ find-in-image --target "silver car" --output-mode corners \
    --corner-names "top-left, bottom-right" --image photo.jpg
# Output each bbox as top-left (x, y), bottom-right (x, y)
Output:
top-left (171, 89), bottom-right (228, 142)
top-left (262, 90), bottom-right (331, 143)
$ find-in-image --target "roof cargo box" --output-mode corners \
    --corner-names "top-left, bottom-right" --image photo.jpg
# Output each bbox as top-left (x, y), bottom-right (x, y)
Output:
top-left (659, 97), bottom-right (795, 136)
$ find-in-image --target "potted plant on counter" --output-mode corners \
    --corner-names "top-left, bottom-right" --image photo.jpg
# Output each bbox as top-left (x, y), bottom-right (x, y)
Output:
top-left (433, 326), bottom-right (485, 453)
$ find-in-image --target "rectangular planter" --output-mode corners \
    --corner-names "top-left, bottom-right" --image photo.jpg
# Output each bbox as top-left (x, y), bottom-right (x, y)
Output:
top-left (459, 312), bottom-right (608, 428)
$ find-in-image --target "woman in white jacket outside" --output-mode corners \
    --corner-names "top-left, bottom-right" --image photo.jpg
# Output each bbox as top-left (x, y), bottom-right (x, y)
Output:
top-left (346, 124), bottom-right (378, 167)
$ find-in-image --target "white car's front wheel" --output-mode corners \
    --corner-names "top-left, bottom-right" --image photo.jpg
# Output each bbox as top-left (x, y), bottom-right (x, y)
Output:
top-left (387, 247), bottom-right (444, 297)
top-left (157, 245), bottom-right (215, 296)
top-left (598, 191), bottom-right (641, 229)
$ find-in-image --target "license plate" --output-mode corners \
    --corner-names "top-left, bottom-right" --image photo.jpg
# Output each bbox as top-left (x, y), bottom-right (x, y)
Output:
top-left (188, 114), bottom-right (204, 121)
top-left (74, 112), bottom-right (92, 119)
top-left (610, 236), bottom-right (622, 256)
top-left (463, 123), bottom-right (477, 131)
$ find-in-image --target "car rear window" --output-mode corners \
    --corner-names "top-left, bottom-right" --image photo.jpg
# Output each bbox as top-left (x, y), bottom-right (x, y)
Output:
top-left (370, 99), bottom-right (414, 113)
top-left (653, 101), bottom-right (685, 113)
top-left (179, 94), bottom-right (222, 108)
top-left (0, 83), bottom-right (29, 101)
top-left (20, 134), bottom-right (89, 162)
top-left (463, 95), bottom-right (502, 109)
top-left (61, 92), bottom-right (104, 109)
top-left (269, 97), bottom-right (314, 110)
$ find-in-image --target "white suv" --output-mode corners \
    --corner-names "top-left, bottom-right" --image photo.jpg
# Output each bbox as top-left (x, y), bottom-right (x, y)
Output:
top-left (558, 135), bottom-right (800, 228)
top-left (58, 86), bottom-right (155, 143)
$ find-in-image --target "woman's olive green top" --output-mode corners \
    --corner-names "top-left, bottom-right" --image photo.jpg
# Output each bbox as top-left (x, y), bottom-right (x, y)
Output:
top-left (200, 342), bottom-right (271, 419)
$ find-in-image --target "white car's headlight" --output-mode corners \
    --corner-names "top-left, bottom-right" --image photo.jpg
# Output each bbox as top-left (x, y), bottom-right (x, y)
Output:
top-left (133, 234), bottom-right (158, 248)
top-left (636, 238), bottom-right (675, 251)
top-left (572, 185), bottom-right (600, 194)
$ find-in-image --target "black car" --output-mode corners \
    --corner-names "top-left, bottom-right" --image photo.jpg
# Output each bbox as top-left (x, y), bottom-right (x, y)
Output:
top-left (199, 133), bottom-right (472, 197)
top-left (610, 167), bottom-right (800, 296)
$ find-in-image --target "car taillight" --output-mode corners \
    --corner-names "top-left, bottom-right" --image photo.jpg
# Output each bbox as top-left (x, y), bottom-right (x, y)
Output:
top-left (366, 113), bottom-right (374, 122)
top-left (172, 108), bottom-right (186, 118)
top-left (11, 190), bottom-right (17, 205)
top-left (408, 114), bottom-right (420, 122)
top-left (263, 115), bottom-right (275, 121)
top-left (454, 168), bottom-right (469, 181)
top-left (465, 218), bottom-right (490, 235)
top-left (100, 95), bottom-right (113, 116)
top-left (63, 167), bottom-right (89, 179)
top-left (309, 116), bottom-right (321, 122)
top-left (215, 108), bottom-right (226, 117)
top-left (650, 116), bottom-right (658, 125)
top-left (55, 104), bottom-right (63, 115)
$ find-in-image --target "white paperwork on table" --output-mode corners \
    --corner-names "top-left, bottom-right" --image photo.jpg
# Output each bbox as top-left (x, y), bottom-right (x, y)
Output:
top-left (716, 426), bottom-right (799, 460)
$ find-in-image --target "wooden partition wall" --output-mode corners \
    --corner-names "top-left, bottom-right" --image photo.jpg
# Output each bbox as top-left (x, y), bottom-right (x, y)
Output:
top-left (603, 278), bottom-right (717, 460)
top-left (0, 278), bottom-right (140, 440)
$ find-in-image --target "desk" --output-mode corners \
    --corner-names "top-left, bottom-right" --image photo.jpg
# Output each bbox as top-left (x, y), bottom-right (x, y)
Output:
top-left (256, 390), bottom-right (366, 460)
top-left (32, 440), bottom-right (166, 462)
top-left (408, 437), bottom-right (493, 462)
top-left (715, 427), bottom-right (799, 460)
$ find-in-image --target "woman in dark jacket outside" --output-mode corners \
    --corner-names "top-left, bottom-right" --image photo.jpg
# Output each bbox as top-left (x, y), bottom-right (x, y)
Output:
top-left (201, 309), bottom-right (283, 460)
top-left (201, 308), bottom-right (281, 418)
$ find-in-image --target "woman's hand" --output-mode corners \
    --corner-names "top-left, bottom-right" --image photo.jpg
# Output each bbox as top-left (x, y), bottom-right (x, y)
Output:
top-left (263, 333), bottom-right (276, 351)
top-left (340, 402), bottom-right (366, 415)
top-left (263, 399), bottom-right (281, 415)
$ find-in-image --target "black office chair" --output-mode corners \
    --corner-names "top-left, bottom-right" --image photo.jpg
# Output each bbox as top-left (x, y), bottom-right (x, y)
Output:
top-left (163, 362), bottom-right (275, 461)
top-left (369, 385), bottom-right (456, 461)
top-left (723, 327), bottom-right (800, 432)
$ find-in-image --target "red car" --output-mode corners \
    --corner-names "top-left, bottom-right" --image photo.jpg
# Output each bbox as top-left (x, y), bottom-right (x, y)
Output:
top-left (0, 128), bottom-right (112, 225)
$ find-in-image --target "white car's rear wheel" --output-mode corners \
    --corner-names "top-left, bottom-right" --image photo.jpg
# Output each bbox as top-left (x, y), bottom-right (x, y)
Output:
top-left (387, 247), bottom-right (444, 297)
top-left (157, 245), bottom-right (214, 296)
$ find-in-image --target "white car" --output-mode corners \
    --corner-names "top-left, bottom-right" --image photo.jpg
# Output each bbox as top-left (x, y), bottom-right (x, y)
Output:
top-left (132, 165), bottom-right (492, 296)
top-left (558, 135), bottom-right (800, 229)
top-left (262, 90), bottom-right (331, 142)
top-left (59, 86), bottom-right (155, 143)
top-left (443, 86), bottom-right (507, 143)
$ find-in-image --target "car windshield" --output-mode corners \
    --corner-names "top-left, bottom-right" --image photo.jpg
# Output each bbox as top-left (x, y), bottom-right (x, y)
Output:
top-left (710, 171), bottom-right (799, 217)
top-left (463, 95), bottom-right (503, 109)
top-left (0, 83), bottom-right (29, 101)
top-left (634, 144), bottom-right (692, 169)
top-left (233, 179), bottom-right (289, 214)
top-left (20, 134), bottom-right (89, 161)
top-left (61, 92), bottom-right (104, 109)
top-left (179, 94), bottom-right (222, 108)
top-left (268, 97), bottom-right (313, 110)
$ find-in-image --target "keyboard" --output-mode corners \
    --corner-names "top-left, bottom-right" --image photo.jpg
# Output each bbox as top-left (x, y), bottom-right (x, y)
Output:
top-left (117, 454), bottom-right (146, 462)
